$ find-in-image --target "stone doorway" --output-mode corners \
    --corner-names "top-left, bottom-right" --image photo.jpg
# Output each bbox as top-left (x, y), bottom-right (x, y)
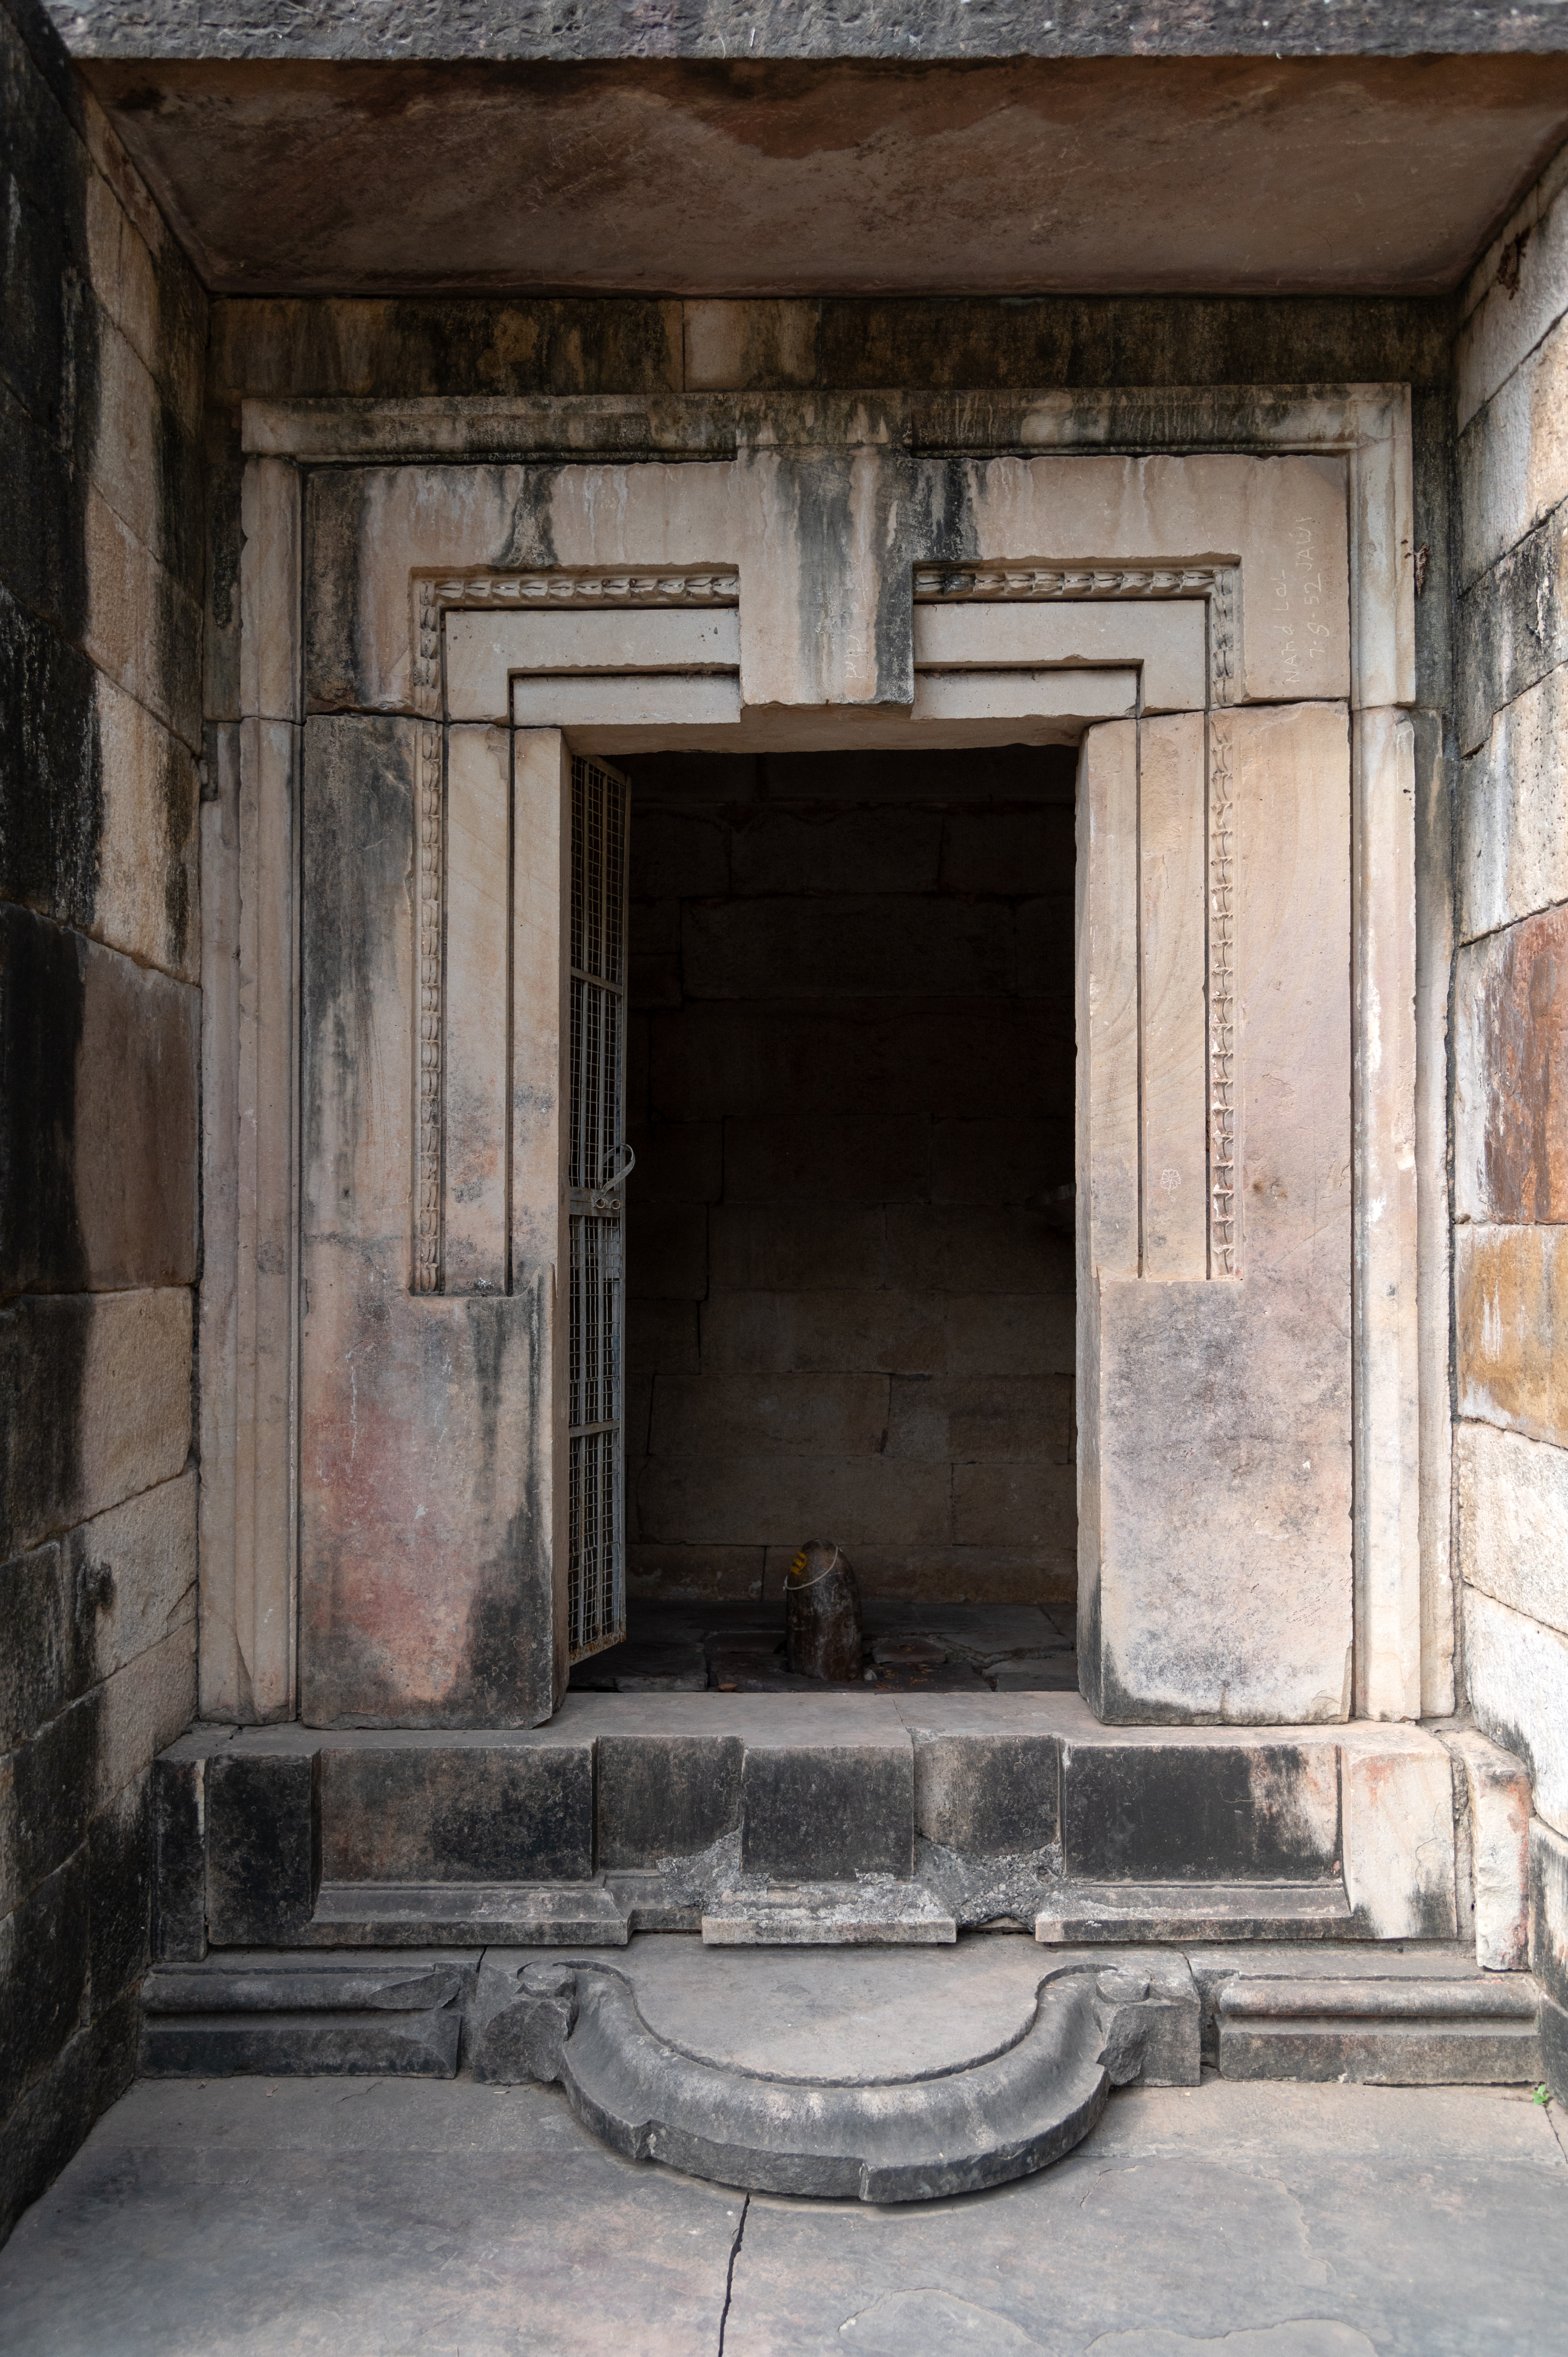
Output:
top-left (597, 742), bottom-right (1080, 1697)
top-left (207, 386), bottom-right (1431, 1739)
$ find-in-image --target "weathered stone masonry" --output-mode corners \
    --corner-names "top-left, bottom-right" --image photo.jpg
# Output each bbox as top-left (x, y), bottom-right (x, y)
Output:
top-left (7, 0), bottom-right (1568, 2238)
top-left (0, 0), bottom-right (204, 2243)
top-left (1451, 149), bottom-right (1568, 2076)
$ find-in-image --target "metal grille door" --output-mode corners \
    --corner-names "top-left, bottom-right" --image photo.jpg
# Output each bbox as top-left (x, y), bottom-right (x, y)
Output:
top-left (567, 755), bottom-right (631, 1660)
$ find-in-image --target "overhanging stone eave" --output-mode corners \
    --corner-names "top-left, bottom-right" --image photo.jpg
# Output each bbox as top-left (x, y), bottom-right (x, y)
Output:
top-left (57, 46), bottom-right (1568, 304)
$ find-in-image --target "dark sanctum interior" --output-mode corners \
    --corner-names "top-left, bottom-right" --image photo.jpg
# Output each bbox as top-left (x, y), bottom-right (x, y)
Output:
top-left (575, 743), bottom-right (1084, 1693)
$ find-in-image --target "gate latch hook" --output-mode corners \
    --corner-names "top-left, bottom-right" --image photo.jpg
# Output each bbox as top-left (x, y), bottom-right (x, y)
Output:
top-left (588, 1142), bottom-right (636, 1217)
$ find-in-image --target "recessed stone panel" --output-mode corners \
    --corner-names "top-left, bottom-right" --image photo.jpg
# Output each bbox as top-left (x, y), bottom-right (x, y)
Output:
top-left (316, 1742), bottom-right (594, 1885)
top-left (741, 1722), bottom-right (914, 1881)
top-left (206, 1748), bottom-right (319, 1947)
top-left (913, 1730), bottom-right (1060, 1856)
top-left (596, 1733), bottom-right (745, 1869)
top-left (1059, 1741), bottom-right (1339, 1885)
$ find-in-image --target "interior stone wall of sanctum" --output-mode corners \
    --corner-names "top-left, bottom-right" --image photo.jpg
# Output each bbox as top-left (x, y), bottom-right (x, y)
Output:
top-left (621, 745), bottom-right (1077, 1610)
top-left (1452, 143), bottom-right (1568, 2058)
top-left (0, 0), bottom-right (205, 2243)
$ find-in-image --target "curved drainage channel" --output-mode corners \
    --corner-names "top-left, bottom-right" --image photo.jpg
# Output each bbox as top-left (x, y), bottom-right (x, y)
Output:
top-left (469, 1959), bottom-right (1152, 2202)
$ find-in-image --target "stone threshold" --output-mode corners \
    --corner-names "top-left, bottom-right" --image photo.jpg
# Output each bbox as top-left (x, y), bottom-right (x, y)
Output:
top-left (155, 1704), bottom-right (1470, 1963)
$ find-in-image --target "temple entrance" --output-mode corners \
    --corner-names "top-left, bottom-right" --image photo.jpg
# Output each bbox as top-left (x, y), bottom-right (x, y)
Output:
top-left (208, 406), bottom-right (1423, 1739)
top-left (580, 743), bottom-right (1081, 1698)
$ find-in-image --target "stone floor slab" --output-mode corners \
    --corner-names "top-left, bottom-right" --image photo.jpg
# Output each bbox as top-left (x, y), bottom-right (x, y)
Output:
top-left (2, 2076), bottom-right (1564, 2356)
top-left (725, 2082), bottom-right (1568, 2357)
top-left (0, 2079), bottom-right (743, 2357)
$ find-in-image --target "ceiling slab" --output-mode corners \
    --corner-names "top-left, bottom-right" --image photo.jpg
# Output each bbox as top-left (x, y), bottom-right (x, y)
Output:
top-left (79, 55), bottom-right (1568, 298)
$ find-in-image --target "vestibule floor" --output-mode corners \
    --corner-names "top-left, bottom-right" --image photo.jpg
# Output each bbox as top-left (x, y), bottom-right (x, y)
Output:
top-left (570, 1598), bottom-right (1078, 1695)
top-left (4, 2074), bottom-right (1564, 2356)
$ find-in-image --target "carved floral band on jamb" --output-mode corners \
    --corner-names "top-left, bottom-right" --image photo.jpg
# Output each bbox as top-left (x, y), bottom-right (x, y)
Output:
top-left (918, 562), bottom-right (1243, 1277)
top-left (1207, 714), bottom-right (1238, 1278)
top-left (407, 569), bottom-right (740, 1293)
top-left (414, 581), bottom-right (443, 1291)
top-left (410, 560), bottom-right (1245, 1292)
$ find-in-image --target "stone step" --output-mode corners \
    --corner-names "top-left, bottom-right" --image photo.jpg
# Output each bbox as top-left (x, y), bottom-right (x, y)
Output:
top-left (521, 1964), bottom-right (1108, 2201)
top-left (699, 1879), bottom-right (956, 1945)
top-left (139, 1934), bottom-right (1542, 2184)
top-left (138, 1938), bottom-right (1198, 2152)
top-left (155, 1700), bottom-right (1465, 1958)
top-left (1215, 1971), bottom-right (1545, 2084)
top-left (309, 1880), bottom-right (631, 1946)
top-left (1036, 1879), bottom-right (1354, 1944)
top-left (140, 1953), bottom-right (479, 2077)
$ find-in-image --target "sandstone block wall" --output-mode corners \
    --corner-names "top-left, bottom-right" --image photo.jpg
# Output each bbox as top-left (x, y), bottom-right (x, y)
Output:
top-left (623, 747), bottom-right (1077, 1606)
top-left (1454, 152), bottom-right (1568, 1860)
top-left (0, 0), bottom-right (203, 2242)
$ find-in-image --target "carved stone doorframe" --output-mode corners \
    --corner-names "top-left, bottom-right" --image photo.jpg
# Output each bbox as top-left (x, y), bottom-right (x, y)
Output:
top-left (204, 385), bottom-right (1443, 1729)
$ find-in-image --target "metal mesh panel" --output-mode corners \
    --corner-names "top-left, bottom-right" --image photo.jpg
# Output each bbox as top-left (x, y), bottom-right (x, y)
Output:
top-left (566, 756), bottom-right (629, 1661)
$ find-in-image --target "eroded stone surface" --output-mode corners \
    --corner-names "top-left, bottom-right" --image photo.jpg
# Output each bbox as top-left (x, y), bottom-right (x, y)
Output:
top-left (1530, 1815), bottom-right (1568, 2014)
top-left (1466, 1587), bottom-right (1568, 1841)
top-left (7, 2073), bottom-right (1564, 2355)
top-left (1455, 1421), bottom-right (1568, 1640)
top-left (1456, 1223), bottom-right (1568, 1448)
top-left (64, 41), bottom-right (1568, 315)
top-left (511, 1933), bottom-right (1054, 2085)
top-left (1455, 904), bottom-right (1568, 1221)
top-left (1443, 1726), bottom-right (1533, 1970)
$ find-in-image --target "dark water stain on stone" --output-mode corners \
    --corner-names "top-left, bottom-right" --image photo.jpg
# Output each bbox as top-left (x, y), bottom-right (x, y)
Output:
top-left (0, 583), bottom-right (104, 936)
top-left (0, 904), bottom-right (90, 1299)
top-left (1078, 1575), bottom-right (1104, 1718)
top-left (495, 468), bottom-right (562, 572)
top-left (454, 1273), bottom-right (553, 1725)
top-left (884, 454), bottom-right (982, 701)
top-left (0, 908), bottom-right (95, 1601)
top-left (300, 714), bottom-right (410, 1214)
top-left (160, 731), bottom-right (197, 968)
top-left (303, 468), bottom-right (370, 710)
top-left (1477, 907), bottom-right (1568, 1223)
top-left (779, 449), bottom-right (854, 705)
top-left (204, 407), bottom-right (244, 651)
top-left (377, 298), bottom-right (680, 399)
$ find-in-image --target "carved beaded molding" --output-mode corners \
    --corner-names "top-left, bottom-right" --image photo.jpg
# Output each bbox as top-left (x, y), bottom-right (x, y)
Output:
top-left (412, 556), bottom-right (1247, 1288)
top-left (410, 568), bottom-right (738, 1288)
top-left (913, 562), bottom-right (1239, 709)
top-left (417, 560), bottom-right (1244, 1282)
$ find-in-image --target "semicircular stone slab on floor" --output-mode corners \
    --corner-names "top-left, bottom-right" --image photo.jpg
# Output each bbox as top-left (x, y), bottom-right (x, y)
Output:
top-left (464, 1935), bottom-right (1189, 2202)
top-left (619, 1936), bottom-right (1054, 2083)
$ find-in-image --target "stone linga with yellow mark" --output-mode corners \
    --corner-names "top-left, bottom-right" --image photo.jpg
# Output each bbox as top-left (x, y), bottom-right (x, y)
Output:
top-left (784, 1540), bottom-right (865, 1682)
